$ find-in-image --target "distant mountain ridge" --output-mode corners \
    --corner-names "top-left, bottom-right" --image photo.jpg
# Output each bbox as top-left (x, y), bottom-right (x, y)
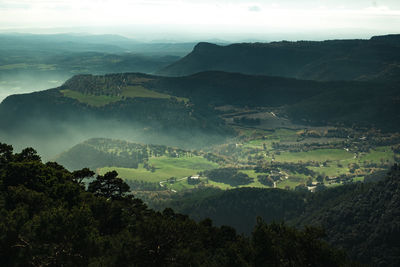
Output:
top-left (0, 33), bottom-right (196, 56)
top-left (158, 34), bottom-right (400, 82)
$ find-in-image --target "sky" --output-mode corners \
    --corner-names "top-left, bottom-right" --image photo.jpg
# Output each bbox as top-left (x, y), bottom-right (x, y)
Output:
top-left (0, 0), bottom-right (399, 41)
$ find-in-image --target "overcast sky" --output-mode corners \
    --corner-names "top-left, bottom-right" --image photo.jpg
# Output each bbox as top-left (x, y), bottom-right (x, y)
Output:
top-left (0, 0), bottom-right (399, 41)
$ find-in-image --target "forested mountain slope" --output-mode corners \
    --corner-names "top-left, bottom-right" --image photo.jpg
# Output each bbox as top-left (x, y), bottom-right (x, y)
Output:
top-left (158, 34), bottom-right (400, 82)
top-left (155, 166), bottom-right (400, 266)
top-left (1, 71), bottom-right (399, 158)
top-left (295, 165), bottom-right (400, 267)
top-left (150, 71), bottom-right (400, 130)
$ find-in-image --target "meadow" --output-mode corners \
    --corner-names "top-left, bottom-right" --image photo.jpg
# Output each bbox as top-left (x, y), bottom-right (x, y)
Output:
top-left (99, 156), bottom-right (218, 183)
top-left (275, 149), bottom-right (353, 162)
top-left (72, 126), bottom-right (397, 192)
top-left (61, 85), bottom-right (188, 107)
top-left (61, 89), bottom-right (121, 107)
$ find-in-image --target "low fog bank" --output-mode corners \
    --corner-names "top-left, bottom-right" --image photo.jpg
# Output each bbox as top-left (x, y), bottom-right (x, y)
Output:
top-left (0, 116), bottom-right (229, 162)
top-left (0, 73), bottom-right (70, 102)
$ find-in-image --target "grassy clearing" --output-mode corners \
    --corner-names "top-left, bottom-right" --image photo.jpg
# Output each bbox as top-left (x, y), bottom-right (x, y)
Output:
top-left (122, 85), bottom-right (188, 103)
top-left (308, 165), bottom-right (349, 177)
top-left (276, 179), bottom-right (300, 189)
top-left (207, 180), bottom-right (233, 190)
top-left (61, 85), bottom-right (189, 107)
top-left (359, 147), bottom-right (394, 164)
top-left (352, 176), bottom-right (365, 182)
top-left (326, 183), bottom-right (342, 188)
top-left (244, 139), bottom-right (275, 149)
top-left (275, 149), bottom-right (353, 163)
top-left (99, 156), bottom-right (218, 183)
top-left (122, 85), bottom-right (171, 99)
top-left (166, 181), bottom-right (196, 191)
top-left (242, 128), bottom-right (299, 149)
top-left (150, 156), bottom-right (218, 170)
top-left (99, 166), bottom-right (164, 183)
top-left (60, 89), bottom-right (120, 107)
top-left (272, 129), bottom-right (299, 142)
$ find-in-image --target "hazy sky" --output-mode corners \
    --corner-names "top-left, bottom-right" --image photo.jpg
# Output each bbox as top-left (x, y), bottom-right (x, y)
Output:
top-left (1, 0), bottom-right (399, 41)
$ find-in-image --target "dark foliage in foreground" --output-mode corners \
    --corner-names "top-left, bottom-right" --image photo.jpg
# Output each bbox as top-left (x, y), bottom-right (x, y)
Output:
top-left (0, 143), bottom-right (349, 266)
top-left (157, 166), bottom-right (400, 266)
top-left (295, 165), bottom-right (400, 267)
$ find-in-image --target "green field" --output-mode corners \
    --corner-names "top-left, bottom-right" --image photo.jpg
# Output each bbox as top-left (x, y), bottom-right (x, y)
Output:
top-left (127, 146), bottom-right (394, 191)
top-left (242, 128), bottom-right (302, 149)
top-left (83, 126), bottom-right (396, 193)
top-left (61, 89), bottom-right (121, 107)
top-left (122, 85), bottom-right (188, 103)
top-left (161, 177), bottom-right (257, 192)
top-left (308, 164), bottom-right (350, 177)
top-left (61, 85), bottom-right (188, 107)
top-left (275, 149), bottom-right (353, 163)
top-left (352, 176), bottom-right (365, 182)
top-left (99, 156), bottom-right (218, 183)
top-left (276, 178), bottom-right (301, 189)
top-left (166, 181), bottom-right (197, 191)
top-left (359, 147), bottom-right (394, 164)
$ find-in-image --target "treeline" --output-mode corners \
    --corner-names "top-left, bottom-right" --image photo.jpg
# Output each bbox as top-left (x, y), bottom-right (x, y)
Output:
top-left (294, 164), bottom-right (400, 266)
top-left (61, 73), bottom-right (154, 96)
top-left (155, 187), bottom-right (308, 234)
top-left (0, 143), bottom-right (349, 266)
top-left (55, 138), bottom-right (192, 170)
top-left (255, 162), bottom-right (316, 177)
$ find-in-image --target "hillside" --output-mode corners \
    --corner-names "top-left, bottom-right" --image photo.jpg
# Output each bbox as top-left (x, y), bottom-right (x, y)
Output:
top-left (149, 71), bottom-right (400, 130)
top-left (0, 143), bottom-right (349, 266)
top-left (54, 137), bottom-right (212, 171)
top-left (295, 165), bottom-right (400, 266)
top-left (0, 73), bottom-right (230, 157)
top-left (150, 187), bottom-right (307, 233)
top-left (1, 71), bottom-right (399, 159)
top-left (158, 34), bottom-right (400, 82)
top-left (153, 166), bottom-right (400, 266)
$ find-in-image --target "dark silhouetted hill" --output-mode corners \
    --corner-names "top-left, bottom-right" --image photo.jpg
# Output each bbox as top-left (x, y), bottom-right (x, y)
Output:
top-left (158, 35), bottom-right (400, 82)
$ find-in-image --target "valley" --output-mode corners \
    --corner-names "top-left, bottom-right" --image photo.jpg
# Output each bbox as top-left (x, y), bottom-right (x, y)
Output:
top-left (55, 123), bottom-right (398, 195)
top-left (1, 32), bottom-right (400, 266)
top-left (0, 33), bottom-right (193, 101)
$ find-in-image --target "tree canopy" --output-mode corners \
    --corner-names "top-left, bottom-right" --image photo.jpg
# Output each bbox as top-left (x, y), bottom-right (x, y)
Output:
top-left (0, 143), bottom-right (350, 266)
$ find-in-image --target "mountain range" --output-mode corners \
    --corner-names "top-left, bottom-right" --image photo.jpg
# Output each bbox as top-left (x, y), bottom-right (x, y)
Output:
top-left (1, 33), bottom-right (400, 266)
top-left (1, 69), bottom-right (398, 158)
top-left (158, 34), bottom-right (400, 82)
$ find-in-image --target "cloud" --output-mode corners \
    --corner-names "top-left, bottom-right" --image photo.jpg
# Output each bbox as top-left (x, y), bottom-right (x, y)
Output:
top-left (248, 5), bottom-right (261, 12)
top-left (0, 0), bottom-right (399, 39)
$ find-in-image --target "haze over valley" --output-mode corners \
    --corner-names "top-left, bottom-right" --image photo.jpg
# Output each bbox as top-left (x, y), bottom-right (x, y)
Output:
top-left (1, 1), bottom-right (400, 266)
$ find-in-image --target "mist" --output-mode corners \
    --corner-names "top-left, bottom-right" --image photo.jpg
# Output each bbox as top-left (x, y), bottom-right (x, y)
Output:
top-left (0, 114), bottom-right (229, 162)
top-left (0, 73), bottom-right (70, 102)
